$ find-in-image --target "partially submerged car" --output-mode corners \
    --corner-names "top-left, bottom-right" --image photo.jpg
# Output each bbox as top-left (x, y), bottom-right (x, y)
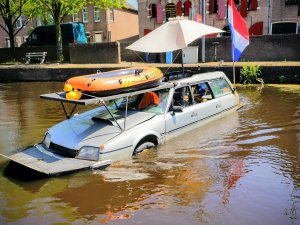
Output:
top-left (1, 71), bottom-right (240, 175)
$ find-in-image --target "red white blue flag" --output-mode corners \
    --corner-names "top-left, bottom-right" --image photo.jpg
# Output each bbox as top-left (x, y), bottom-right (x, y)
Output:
top-left (228, 0), bottom-right (249, 62)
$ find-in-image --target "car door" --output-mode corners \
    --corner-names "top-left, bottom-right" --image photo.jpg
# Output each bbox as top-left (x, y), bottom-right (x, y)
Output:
top-left (207, 78), bottom-right (237, 113)
top-left (191, 82), bottom-right (221, 121)
top-left (165, 86), bottom-right (198, 139)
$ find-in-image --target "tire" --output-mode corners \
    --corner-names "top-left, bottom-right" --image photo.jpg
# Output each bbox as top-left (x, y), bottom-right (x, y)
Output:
top-left (133, 142), bottom-right (155, 155)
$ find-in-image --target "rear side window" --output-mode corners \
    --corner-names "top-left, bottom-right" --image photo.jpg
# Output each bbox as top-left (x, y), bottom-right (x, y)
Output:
top-left (191, 82), bottom-right (212, 103)
top-left (208, 78), bottom-right (232, 98)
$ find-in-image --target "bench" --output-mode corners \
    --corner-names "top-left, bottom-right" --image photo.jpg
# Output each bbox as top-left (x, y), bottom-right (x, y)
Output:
top-left (24, 52), bottom-right (47, 64)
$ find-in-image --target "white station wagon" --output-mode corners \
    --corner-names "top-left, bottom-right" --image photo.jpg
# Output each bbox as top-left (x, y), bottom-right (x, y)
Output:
top-left (2, 71), bottom-right (240, 175)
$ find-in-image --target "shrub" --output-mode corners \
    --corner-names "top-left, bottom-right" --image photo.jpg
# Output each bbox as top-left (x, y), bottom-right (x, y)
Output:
top-left (240, 65), bottom-right (262, 84)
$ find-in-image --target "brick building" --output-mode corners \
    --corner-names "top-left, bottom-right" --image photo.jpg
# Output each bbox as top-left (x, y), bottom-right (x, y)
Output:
top-left (137, 0), bottom-right (300, 37)
top-left (64, 3), bottom-right (139, 42)
top-left (0, 17), bottom-right (40, 48)
top-left (0, 2), bottom-right (139, 48)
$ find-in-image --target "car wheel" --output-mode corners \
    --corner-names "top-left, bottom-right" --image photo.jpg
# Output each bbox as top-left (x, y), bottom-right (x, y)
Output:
top-left (133, 142), bottom-right (155, 155)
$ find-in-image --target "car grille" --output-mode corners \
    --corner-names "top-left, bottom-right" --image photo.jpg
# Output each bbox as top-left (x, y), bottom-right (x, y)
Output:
top-left (49, 142), bottom-right (78, 158)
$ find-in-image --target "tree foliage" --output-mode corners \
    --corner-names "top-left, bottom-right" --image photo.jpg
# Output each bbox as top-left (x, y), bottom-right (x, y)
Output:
top-left (0, 0), bottom-right (34, 49)
top-left (0, 0), bottom-right (125, 60)
top-left (31, 0), bottom-right (126, 61)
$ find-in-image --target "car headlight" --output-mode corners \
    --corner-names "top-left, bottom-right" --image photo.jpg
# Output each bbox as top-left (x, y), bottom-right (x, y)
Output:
top-left (43, 133), bottom-right (51, 148)
top-left (76, 146), bottom-right (100, 161)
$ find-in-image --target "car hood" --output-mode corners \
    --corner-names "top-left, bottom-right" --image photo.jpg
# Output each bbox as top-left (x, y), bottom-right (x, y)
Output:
top-left (48, 110), bottom-right (156, 150)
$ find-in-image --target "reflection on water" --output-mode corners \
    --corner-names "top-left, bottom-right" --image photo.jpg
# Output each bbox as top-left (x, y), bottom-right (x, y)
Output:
top-left (0, 83), bottom-right (299, 225)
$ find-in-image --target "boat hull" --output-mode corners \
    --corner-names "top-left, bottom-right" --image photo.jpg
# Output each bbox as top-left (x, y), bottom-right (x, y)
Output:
top-left (65, 67), bottom-right (163, 97)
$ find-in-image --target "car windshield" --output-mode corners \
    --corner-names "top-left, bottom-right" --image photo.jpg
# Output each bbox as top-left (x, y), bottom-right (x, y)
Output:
top-left (89, 88), bottom-right (170, 121)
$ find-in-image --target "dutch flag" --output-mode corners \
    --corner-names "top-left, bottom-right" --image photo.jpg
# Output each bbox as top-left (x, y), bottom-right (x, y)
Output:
top-left (228, 0), bottom-right (249, 62)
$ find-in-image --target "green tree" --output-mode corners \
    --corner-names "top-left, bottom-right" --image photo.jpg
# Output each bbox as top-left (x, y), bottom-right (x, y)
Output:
top-left (0, 0), bottom-right (32, 52)
top-left (33, 0), bottom-right (125, 62)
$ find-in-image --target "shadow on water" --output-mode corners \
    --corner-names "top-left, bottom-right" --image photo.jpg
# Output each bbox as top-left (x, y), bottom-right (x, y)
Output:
top-left (3, 161), bottom-right (48, 181)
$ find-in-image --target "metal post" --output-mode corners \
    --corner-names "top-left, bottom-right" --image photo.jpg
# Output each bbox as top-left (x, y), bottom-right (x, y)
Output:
top-left (232, 43), bottom-right (236, 85)
top-left (201, 0), bottom-right (206, 62)
top-left (268, 0), bottom-right (273, 34)
top-left (124, 96), bottom-right (128, 130)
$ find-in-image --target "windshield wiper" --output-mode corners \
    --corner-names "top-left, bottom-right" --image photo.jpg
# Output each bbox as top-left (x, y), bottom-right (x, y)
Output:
top-left (91, 116), bottom-right (114, 125)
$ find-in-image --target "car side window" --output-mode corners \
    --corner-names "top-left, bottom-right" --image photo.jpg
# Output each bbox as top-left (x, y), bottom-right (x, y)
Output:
top-left (191, 82), bottom-right (212, 104)
top-left (209, 78), bottom-right (232, 98)
top-left (172, 87), bottom-right (192, 108)
top-left (136, 89), bottom-right (170, 114)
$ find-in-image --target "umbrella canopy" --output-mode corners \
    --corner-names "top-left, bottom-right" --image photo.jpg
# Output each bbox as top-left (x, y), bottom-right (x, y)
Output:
top-left (126, 19), bottom-right (224, 53)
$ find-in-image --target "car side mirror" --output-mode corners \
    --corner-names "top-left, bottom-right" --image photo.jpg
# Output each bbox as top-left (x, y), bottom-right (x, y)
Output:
top-left (172, 105), bottom-right (183, 113)
top-left (232, 87), bottom-right (236, 93)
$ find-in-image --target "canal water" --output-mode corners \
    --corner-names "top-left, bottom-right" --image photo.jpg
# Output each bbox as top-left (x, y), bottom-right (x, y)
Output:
top-left (0, 82), bottom-right (299, 225)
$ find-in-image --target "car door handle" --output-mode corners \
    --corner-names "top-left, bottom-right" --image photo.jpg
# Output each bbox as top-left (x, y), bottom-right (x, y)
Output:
top-left (191, 112), bottom-right (197, 118)
top-left (216, 104), bottom-right (221, 108)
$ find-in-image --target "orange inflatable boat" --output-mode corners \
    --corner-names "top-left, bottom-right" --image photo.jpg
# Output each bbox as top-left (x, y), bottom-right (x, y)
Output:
top-left (64, 67), bottom-right (163, 99)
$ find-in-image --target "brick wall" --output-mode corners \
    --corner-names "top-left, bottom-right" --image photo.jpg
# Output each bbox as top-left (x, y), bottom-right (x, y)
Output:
top-left (121, 34), bottom-right (300, 63)
top-left (0, 34), bottom-right (299, 63)
top-left (137, 0), bottom-right (300, 37)
top-left (0, 18), bottom-right (36, 48)
top-left (69, 42), bottom-right (121, 63)
top-left (0, 46), bottom-right (70, 63)
top-left (197, 34), bottom-right (300, 62)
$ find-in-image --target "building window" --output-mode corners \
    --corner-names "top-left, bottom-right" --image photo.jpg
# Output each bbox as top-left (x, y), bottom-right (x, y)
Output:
top-left (109, 9), bottom-right (114, 22)
top-left (285, 0), bottom-right (297, 5)
top-left (72, 13), bottom-right (79, 22)
top-left (16, 16), bottom-right (25, 29)
top-left (15, 36), bottom-right (22, 47)
top-left (82, 7), bottom-right (88, 23)
top-left (94, 31), bottom-right (103, 42)
top-left (94, 7), bottom-right (100, 22)
top-left (272, 22), bottom-right (298, 34)
top-left (5, 37), bottom-right (10, 48)
top-left (247, 0), bottom-right (258, 11)
top-left (23, 36), bottom-right (28, 43)
top-left (86, 32), bottom-right (91, 42)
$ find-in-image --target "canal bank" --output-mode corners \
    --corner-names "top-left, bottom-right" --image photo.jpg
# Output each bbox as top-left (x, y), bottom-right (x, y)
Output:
top-left (0, 61), bottom-right (299, 84)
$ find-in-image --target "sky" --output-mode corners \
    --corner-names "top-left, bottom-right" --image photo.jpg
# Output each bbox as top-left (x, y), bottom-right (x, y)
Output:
top-left (127, 0), bottom-right (138, 9)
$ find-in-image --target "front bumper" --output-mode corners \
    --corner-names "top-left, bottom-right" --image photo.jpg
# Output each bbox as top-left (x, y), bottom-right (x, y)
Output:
top-left (0, 144), bottom-right (111, 175)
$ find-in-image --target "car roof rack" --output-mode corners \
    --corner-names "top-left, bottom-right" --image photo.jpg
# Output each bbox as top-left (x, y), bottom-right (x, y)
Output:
top-left (40, 82), bottom-right (174, 106)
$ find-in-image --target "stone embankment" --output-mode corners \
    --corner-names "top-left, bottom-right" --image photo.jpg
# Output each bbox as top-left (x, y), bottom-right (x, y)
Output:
top-left (0, 61), bottom-right (299, 84)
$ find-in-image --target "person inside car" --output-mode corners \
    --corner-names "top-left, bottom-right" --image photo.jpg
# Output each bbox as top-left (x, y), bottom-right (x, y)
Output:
top-left (137, 92), bottom-right (161, 110)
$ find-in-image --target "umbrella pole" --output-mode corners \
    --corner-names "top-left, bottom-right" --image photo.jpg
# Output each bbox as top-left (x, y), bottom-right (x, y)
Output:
top-left (181, 49), bottom-right (184, 75)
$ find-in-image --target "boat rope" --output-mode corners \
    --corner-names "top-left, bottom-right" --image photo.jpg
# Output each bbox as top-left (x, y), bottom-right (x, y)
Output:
top-left (163, 50), bottom-right (182, 78)
top-left (133, 51), bottom-right (146, 63)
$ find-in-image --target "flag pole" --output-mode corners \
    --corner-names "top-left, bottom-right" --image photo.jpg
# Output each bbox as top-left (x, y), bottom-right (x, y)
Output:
top-left (232, 43), bottom-right (236, 85)
top-left (233, 60), bottom-right (236, 85)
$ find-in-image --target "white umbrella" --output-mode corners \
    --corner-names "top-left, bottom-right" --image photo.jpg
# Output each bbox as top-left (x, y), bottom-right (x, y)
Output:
top-left (126, 18), bottom-right (224, 53)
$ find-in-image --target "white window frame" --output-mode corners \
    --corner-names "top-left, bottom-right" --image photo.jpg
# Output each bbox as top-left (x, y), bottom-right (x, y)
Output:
top-left (72, 13), bottom-right (79, 22)
top-left (109, 9), bottom-right (114, 22)
top-left (94, 6), bottom-right (100, 22)
top-left (23, 36), bottom-right (28, 43)
top-left (82, 7), bottom-right (88, 23)
top-left (94, 31), bottom-right (103, 43)
top-left (5, 37), bottom-right (10, 48)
